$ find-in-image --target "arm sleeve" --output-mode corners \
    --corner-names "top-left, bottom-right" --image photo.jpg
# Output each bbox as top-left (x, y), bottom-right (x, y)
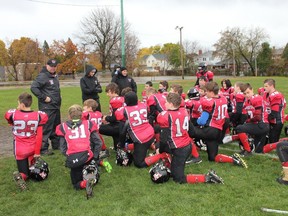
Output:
top-left (80, 78), bottom-right (93, 94)
top-left (30, 74), bottom-right (46, 101)
top-left (131, 78), bottom-right (137, 93)
top-left (197, 111), bottom-right (209, 126)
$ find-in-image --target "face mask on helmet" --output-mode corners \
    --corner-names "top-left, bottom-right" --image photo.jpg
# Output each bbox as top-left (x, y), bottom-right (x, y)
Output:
top-left (83, 160), bottom-right (100, 184)
top-left (29, 158), bottom-right (49, 181)
top-left (149, 160), bottom-right (171, 184)
top-left (115, 149), bottom-right (133, 166)
top-left (187, 88), bottom-right (200, 99)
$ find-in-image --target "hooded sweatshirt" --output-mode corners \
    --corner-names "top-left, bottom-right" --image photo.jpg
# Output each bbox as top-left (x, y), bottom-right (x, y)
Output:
top-left (80, 65), bottom-right (102, 103)
top-left (111, 69), bottom-right (137, 94)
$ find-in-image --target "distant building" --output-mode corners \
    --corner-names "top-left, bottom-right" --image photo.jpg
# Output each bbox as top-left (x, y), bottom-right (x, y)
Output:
top-left (139, 54), bottom-right (172, 72)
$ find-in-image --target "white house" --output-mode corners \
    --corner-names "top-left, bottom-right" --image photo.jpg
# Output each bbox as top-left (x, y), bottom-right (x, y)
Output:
top-left (195, 50), bottom-right (222, 67)
top-left (139, 54), bottom-right (172, 72)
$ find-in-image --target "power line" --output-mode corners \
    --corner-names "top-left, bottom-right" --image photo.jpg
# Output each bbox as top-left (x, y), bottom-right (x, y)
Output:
top-left (27, 0), bottom-right (119, 7)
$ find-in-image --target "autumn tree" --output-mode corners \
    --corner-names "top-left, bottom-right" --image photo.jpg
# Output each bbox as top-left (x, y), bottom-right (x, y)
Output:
top-left (214, 27), bottom-right (269, 76)
top-left (49, 38), bottom-right (82, 75)
top-left (6, 37), bottom-right (42, 81)
top-left (0, 39), bottom-right (8, 66)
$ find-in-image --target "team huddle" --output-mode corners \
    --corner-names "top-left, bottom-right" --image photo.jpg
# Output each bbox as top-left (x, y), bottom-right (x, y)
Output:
top-left (5, 71), bottom-right (288, 199)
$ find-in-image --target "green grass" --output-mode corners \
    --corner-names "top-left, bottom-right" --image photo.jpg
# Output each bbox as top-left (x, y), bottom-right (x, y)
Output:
top-left (1, 77), bottom-right (288, 216)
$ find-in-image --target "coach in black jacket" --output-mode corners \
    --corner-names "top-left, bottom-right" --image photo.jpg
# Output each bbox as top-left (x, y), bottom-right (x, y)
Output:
top-left (30, 59), bottom-right (61, 155)
top-left (111, 67), bottom-right (137, 95)
top-left (80, 65), bottom-right (102, 111)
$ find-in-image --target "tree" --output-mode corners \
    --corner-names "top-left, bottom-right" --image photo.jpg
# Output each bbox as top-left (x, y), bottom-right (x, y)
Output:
top-left (0, 39), bottom-right (8, 66)
top-left (282, 43), bottom-right (288, 61)
top-left (6, 37), bottom-right (42, 81)
top-left (79, 8), bottom-right (123, 70)
top-left (49, 38), bottom-right (82, 74)
top-left (257, 42), bottom-right (273, 76)
top-left (214, 27), bottom-right (269, 76)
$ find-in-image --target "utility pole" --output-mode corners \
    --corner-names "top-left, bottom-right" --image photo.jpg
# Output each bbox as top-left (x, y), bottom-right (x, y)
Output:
top-left (120, 0), bottom-right (125, 67)
top-left (176, 26), bottom-right (184, 79)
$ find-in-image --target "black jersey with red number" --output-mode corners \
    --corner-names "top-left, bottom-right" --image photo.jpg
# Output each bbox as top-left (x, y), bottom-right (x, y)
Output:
top-left (55, 120), bottom-right (97, 156)
top-left (5, 109), bottom-right (48, 160)
top-left (157, 108), bottom-right (190, 149)
top-left (201, 96), bottom-right (227, 130)
top-left (263, 91), bottom-right (286, 124)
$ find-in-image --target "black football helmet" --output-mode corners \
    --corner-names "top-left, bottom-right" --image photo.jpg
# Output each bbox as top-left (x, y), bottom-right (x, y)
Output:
top-left (82, 160), bottom-right (100, 184)
top-left (116, 149), bottom-right (133, 166)
top-left (149, 160), bottom-right (171, 184)
top-left (29, 158), bottom-right (49, 181)
top-left (187, 88), bottom-right (200, 99)
top-left (198, 63), bottom-right (207, 71)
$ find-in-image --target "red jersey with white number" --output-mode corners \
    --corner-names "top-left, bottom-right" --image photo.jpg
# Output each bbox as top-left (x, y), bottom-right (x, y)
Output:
top-left (201, 96), bottom-right (227, 130)
top-left (185, 98), bottom-right (202, 119)
top-left (244, 94), bottom-right (268, 123)
top-left (230, 92), bottom-right (246, 114)
top-left (147, 92), bottom-right (167, 113)
top-left (5, 109), bottom-right (48, 160)
top-left (82, 111), bottom-right (102, 131)
top-left (263, 91), bottom-right (286, 124)
top-left (157, 108), bottom-right (190, 149)
top-left (109, 96), bottom-right (124, 114)
top-left (55, 120), bottom-right (97, 156)
top-left (115, 102), bottom-right (154, 143)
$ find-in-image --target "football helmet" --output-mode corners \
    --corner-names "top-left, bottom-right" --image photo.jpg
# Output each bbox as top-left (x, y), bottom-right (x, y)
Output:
top-left (29, 158), bottom-right (49, 181)
top-left (198, 63), bottom-right (207, 71)
top-left (187, 88), bottom-right (200, 99)
top-left (82, 160), bottom-right (100, 184)
top-left (115, 149), bottom-right (133, 166)
top-left (239, 136), bottom-right (255, 153)
top-left (149, 160), bottom-right (171, 184)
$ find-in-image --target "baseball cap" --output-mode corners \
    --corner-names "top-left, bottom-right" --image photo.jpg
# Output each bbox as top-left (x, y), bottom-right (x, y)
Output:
top-left (47, 59), bottom-right (58, 67)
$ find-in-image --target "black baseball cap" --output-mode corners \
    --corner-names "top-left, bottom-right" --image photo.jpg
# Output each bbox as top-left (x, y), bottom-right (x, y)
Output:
top-left (47, 59), bottom-right (58, 67)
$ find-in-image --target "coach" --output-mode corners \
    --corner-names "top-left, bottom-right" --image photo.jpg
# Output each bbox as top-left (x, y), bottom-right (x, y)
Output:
top-left (30, 59), bottom-right (61, 155)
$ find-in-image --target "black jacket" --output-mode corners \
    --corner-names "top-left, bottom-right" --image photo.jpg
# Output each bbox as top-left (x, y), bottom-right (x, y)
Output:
top-left (80, 65), bottom-right (102, 103)
top-left (111, 71), bottom-right (137, 94)
top-left (30, 66), bottom-right (61, 110)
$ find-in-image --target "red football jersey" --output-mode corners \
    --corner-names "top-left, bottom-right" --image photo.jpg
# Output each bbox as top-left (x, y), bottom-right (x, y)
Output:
top-left (109, 96), bottom-right (124, 114)
top-left (141, 90), bottom-right (147, 103)
top-left (115, 102), bottom-right (154, 143)
top-left (231, 92), bottom-right (246, 114)
top-left (157, 108), bottom-right (190, 149)
top-left (147, 92), bottom-right (167, 113)
top-left (5, 109), bottom-right (48, 160)
top-left (185, 98), bottom-right (202, 119)
top-left (55, 120), bottom-right (97, 156)
top-left (201, 96), bottom-right (227, 130)
top-left (244, 94), bottom-right (268, 123)
top-left (82, 111), bottom-right (102, 130)
top-left (263, 91), bottom-right (286, 124)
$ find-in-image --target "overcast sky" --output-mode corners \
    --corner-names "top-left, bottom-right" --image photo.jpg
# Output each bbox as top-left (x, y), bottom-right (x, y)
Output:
top-left (1, 0), bottom-right (287, 49)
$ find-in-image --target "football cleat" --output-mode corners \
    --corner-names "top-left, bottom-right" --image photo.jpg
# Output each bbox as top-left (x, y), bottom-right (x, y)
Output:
top-left (205, 169), bottom-right (224, 184)
top-left (222, 135), bottom-right (232, 144)
top-left (13, 171), bottom-right (27, 191)
top-left (102, 160), bottom-right (112, 173)
top-left (276, 177), bottom-right (288, 185)
top-left (99, 149), bottom-right (110, 160)
top-left (185, 156), bottom-right (202, 165)
top-left (239, 150), bottom-right (253, 157)
top-left (232, 153), bottom-right (248, 168)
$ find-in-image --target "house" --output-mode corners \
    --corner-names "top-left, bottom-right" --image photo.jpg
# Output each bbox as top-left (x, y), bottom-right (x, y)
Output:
top-left (139, 54), bottom-right (172, 72)
top-left (194, 50), bottom-right (222, 67)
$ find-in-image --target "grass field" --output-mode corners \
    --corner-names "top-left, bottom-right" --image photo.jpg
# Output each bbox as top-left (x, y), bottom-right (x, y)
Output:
top-left (1, 77), bottom-right (288, 216)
